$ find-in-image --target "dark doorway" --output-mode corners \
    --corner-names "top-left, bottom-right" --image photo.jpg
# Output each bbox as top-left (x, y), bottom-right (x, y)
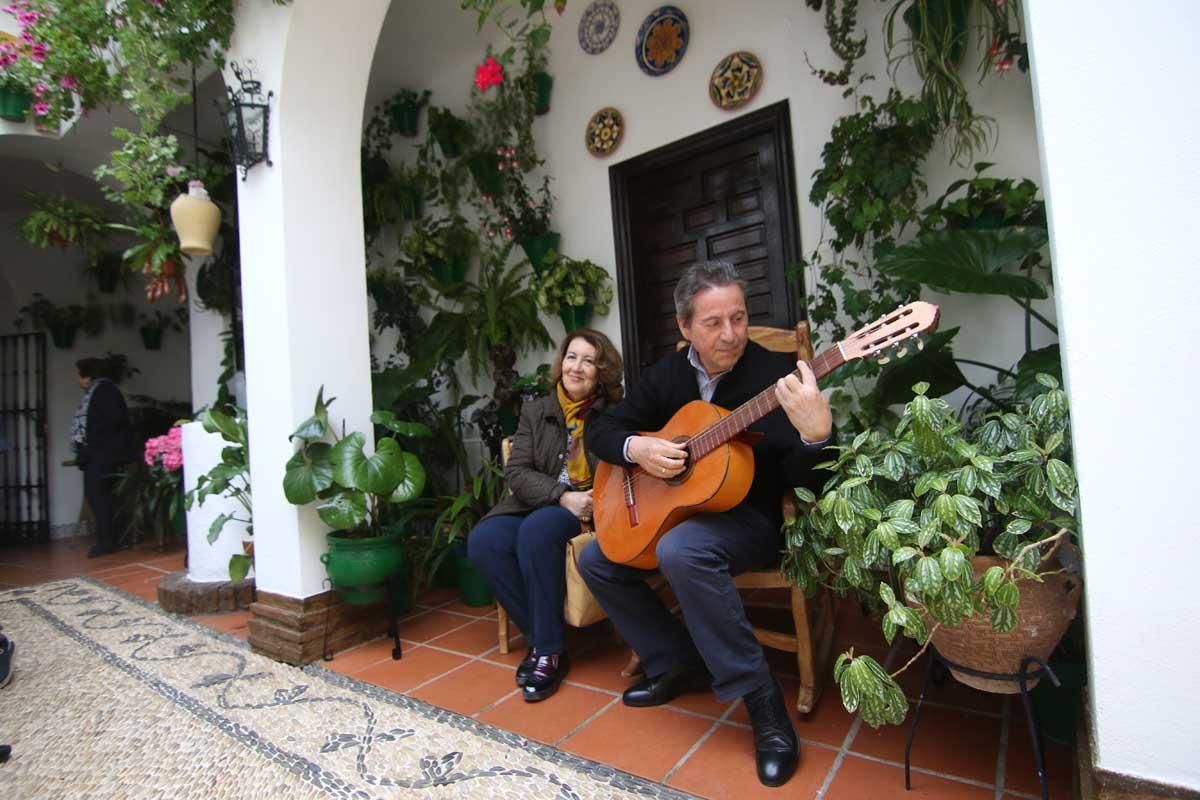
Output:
top-left (609, 101), bottom-right (805, 385)
top-left (0, 332), bottom-right (49, 544)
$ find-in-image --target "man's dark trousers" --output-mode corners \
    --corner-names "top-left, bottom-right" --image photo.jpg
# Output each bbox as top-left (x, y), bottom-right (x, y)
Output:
top-left (578, 503), bottom-right (780, 702)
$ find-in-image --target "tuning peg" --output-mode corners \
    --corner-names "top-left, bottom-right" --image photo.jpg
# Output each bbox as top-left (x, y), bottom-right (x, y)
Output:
top-left (916, 339), bottom-right (925, 351)
top-left (878, 355), bottom-right (891, 365)
top-left (896, 347), bottom-right (908, 358)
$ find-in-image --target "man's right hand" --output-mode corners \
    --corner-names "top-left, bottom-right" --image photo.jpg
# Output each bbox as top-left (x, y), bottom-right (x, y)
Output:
top-left (628, 435), bottom-right (688, 479)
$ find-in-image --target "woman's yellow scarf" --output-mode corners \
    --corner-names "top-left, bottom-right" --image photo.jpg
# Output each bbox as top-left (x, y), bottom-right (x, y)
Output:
top-left (557, 382), bottom-right (594, 490)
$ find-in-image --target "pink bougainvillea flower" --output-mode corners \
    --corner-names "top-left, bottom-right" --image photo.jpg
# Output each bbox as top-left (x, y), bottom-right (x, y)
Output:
top-left (32, 101), bottom-right (49, 116)
top-left (474, 56), bottom-right (504, 92)
top-left (165, 164), bottom-right (184, 177)
top-left (29, 41), bottom-right (47, 62)
top-left (33, 81), bottom-right (46, 97)
top-left (60, 75), bottom-right (79, 91)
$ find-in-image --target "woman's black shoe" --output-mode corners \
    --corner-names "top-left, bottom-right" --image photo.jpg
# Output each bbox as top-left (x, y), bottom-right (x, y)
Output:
top-left (515, 648), bottom-right (537, 688)
top-left (522, 652), bottom-right (569, 702)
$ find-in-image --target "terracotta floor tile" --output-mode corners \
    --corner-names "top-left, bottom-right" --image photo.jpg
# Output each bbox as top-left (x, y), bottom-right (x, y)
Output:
top-left (114, 580), bottom-right (161, 602)
top-left (138, 552), bottom-right (186, 571)
top-left (395, 609), bottom-right (475, 643)
top-left (668, 723), bottom-right (836, 800)
top-left (835, 596), bottom-right (890, 649)
top-left (439, 599), bottom-right (496, 618)
top-left (566, 640), bottom-right (641, 694)
top-left (666, 688), bottom-right (734, 719)
top-left (826, 755), bottom-right (995, 799)
top-left (483, 640), bottom-right (530, 670)
top-left (1004, 714), bottom-right (1076, 799)
top-left (90, 563), bottom-right (159, 581)
top-left (894, 653), bottom-right (1007, 715)
top-left (410, 660), bottom-right (517, 716)
top-left (478, 684), bottom-right (615, 744)
top-left (192, 611), bottom-right (252, 634)
top-left (727, 677), bottom-right (854, 748)
top-left (0, 565), bottom-right (58, 586)
top-left (96, 566), bottom-right (167, 588)
top-left (426, 619), bottom-right (503, 656)
top-left (851, 703), bottom-right (1001, 785)
top-left (322, 637), bottom-right (400, 675)
top-left (560, 703), bottom-right (716, 782)
top-left (415, 587), bottom-right (459, 607)
top-left (352, 645), bottom-right (469, 693)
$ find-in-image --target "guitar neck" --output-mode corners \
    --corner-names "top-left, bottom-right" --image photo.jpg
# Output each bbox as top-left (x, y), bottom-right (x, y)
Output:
top-left (688, 345), bottom-right (844, 460)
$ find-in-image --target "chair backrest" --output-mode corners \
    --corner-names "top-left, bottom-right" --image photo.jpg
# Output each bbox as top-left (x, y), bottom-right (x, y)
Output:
top-left (501, 437), bottom-right (512, 466)
top-left (675, 321), bottom-right (814, 360)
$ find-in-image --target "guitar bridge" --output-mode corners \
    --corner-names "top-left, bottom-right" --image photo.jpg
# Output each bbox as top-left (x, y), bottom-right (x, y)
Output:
top-left (622, 468), bottom-right (639, 527)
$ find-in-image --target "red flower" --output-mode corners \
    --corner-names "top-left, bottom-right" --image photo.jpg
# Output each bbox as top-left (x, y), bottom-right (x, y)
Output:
top-left (474, 56), bottom-right (504, 92)
top-left (987, 38), bottom-right (1002, 58)
top-left (994, 56), bottom-right (1014, 73)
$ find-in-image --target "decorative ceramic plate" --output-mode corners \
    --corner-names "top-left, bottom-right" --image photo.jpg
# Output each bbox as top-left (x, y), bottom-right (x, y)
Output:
top-left (635, 6), bottom-right (689, 77)
top-left (579, 0), bottom-right (620, 55)
top-left (709, 51), bottom-right (763, 110)
top-left (585, 107), bottom-right (624, 157)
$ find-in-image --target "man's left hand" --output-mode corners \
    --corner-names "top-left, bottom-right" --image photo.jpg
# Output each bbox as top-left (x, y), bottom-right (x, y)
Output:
top-left (775, 361), bottom-right (833, 444)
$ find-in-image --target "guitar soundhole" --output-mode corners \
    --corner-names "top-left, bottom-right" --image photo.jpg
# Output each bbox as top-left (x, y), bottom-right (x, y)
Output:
top-left (664, 435), bottom-right (694, 486)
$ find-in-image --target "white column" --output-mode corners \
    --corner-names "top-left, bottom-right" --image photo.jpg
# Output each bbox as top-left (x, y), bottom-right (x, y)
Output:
top-left (1025, 1), bottom-right (1200, 791)
top-left (184, 255), bottom-right (227, 411)
top-left (226, 0), bottom-right (391, 599)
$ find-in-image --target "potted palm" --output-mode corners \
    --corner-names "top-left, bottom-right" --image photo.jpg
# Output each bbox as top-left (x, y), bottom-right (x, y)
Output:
top-left (282, 389), bottom-right (431, 605)
top-left (783, 375), bottom-right (1081, 727)
top-left (533, 254), bottom-right (614, 331)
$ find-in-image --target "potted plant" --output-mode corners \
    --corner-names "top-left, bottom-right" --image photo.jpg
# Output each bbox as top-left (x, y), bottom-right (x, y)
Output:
top-left (482, 157), bottom-right (557, 272)
top-left (0, 79), bottom-right (32, 122)
top-left (282, 388), bottom-right (432, 605)
top-left (393, 162), bottom-right (430, 222)
top-left (399, 216), bottom-right (478, 287)
top-left (384, 88), bottom-right (431, 137)
top-left (138, 308), bottom-right (187, 351)
top-left (427, 106), bottom-right (474, 159)
top-left (111, 217), bottom-right (187, 303)
top-left (95, 351), bottom-right (139, 384)
top-left (15, 293), bottom-right (86, 349)
top-left (88, 251), bottom-right (126, 294)
top-left (533, 255), bottom-right (614, 331)
top-left (19, 193), bottom-right (111, 260)
top-left (115, 425), bottom-right (187, 549)
top-left (783, 375), bottom-right (1081, 728)
top-left (920, 161), bottom-right (1047, 232)
top-left (185, 406), bottom-right (254, 582)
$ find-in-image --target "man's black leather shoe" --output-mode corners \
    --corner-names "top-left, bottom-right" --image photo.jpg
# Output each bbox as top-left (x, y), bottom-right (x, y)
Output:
top-left (622, 662), bottom-right (710, 707)
top-left (515, 648), bottom-right (537, 688)
top-left (522, 652), bottom-right (568, 702)
top-left (743, 678), bottom-right (799, 787)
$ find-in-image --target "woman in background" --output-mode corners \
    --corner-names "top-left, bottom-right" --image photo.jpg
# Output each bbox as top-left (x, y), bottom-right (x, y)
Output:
top-left (467, 329), bottom-right (624, 702)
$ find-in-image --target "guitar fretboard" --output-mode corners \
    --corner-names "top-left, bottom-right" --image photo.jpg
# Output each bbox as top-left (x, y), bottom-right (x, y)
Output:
top-left (687, 345), bottom-right (844, 460)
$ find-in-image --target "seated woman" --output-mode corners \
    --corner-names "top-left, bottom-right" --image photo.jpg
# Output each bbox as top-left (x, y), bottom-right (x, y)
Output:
top-left (468, 329), bottom-right (623, 702)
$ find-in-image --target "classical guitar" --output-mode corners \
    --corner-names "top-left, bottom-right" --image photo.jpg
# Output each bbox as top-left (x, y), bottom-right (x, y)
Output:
top-left (593, 301), bottom-right (941, 569)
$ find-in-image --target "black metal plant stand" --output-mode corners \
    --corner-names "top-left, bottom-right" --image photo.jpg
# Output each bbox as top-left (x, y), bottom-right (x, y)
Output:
top-left (320, 576), bottom-right (405, 662)
top-left (904, 648), bottom-right (1061, 800)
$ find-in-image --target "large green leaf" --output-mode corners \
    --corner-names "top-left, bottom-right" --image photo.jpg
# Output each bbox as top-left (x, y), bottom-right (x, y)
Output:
top-left (370, 410), bottom-right (434, 440)
top-left (330, 433), bottom-right (406, 496)
top-left (871, 328), bottom-right (968, 408)
top-left (388, 451), bottom-right (427, 504)
top-left (200, 407), bottom-right (244, 445)
top-left (1015, 344), bottom-right (1062, 400)
top-left (228, 554), bottom-right (252, 583)
top-left (282, 442), bottom-right (333, 504)
top-left (316, 490), bottom-right (368, 531)
top-left (875, 228), bottom-right (1050, 299)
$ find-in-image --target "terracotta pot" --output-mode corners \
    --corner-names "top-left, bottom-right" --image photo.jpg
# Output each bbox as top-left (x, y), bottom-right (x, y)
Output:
top-left (170, 181), bottom-right (221, 257)
top-left (930, 555), bottom-right (1082, 693)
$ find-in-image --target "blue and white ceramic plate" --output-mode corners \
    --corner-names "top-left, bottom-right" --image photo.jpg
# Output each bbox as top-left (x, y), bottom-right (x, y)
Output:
top-left (635, 6), bottom-right (689, 77)
top-left (579, 0), bottom-right (620, 55)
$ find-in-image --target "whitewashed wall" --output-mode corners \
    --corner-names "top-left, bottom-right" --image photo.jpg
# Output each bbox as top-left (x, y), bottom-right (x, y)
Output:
top-left (1026, 1), bottom-right (1200, 791)
top-left (367, 0), bottom-right (1050, 399)
top-left (0, 158), bottom-right (192, 531)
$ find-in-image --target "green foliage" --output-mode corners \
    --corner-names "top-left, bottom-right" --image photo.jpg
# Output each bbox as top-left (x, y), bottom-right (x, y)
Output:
top-left (18, 193), bottom-right (111, 262)
top-left (397, 216), bottom-right (478, 287)
top-left (138, 307), bottom-right (187, 334)
top-left (782, 377), bottom-right (1076, 727)
top-left (533, 255), bottom-right (614, 315)
top-left (15, 292), bottom-right (86, 331)
top-left (875, 227), bottom-right (1049, 299)
top-left (920, 162), bottom-right (1046, 232)
top-left (282, 388), bottom-right (432, 536)
top-left (185, 406), bottom-right (254, 581)
top-left (427, 106), bottom-right (475, 154)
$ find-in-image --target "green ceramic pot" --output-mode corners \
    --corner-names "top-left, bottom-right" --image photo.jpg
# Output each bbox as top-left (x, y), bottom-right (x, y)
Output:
top-left (140, 326), bottom-right (164, 351)
top-left (48, 322), bottom-right (78, 350)
top-left (466, 152), bottom-right (504, 197)
top-left (430, 257), bottom-right (468, 286)
top-left (0, 87), bottom-right (33, 123)
top-left (390, 103), bottom-right (421, 137)
top-left (320, 530), bottom-right (407, 606)
top-left (532, 72), bottom-right (553, 116)
top-left (519, 231), bottom-right (561, 274)
top-left (455, 553), bottom-right (494, 607)
top-left (558, 303), bottom-right (593, 332)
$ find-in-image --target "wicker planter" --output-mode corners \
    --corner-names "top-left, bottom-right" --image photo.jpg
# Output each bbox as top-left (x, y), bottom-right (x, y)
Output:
top-left (930, 555), bottom-right (1082, 693)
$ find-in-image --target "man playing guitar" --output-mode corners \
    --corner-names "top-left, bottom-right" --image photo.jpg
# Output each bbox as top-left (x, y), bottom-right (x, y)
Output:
top-left (579, 260), bottom-right (834, 788)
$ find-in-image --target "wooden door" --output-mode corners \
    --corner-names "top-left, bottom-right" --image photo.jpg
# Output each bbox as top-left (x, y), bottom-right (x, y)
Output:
top-left (610, 101), bottom-right (804, 384)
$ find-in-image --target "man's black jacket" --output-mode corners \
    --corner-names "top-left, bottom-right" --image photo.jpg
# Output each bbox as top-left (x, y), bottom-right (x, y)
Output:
top-left (81, 381), bottom-right (137, 467)
top-left (585, 341), bottom-right (833, 527)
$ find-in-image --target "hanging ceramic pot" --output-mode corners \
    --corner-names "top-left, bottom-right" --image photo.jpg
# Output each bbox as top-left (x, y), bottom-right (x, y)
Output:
top-left (170, 181), bottom-right (221, 257)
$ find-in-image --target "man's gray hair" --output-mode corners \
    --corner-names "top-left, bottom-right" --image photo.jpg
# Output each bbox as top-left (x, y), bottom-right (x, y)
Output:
top-left (673, 260), bottom-right (747, 324)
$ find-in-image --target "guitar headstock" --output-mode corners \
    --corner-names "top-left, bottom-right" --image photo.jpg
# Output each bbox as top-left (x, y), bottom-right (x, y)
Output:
top-left (841, 301), bottom-right (941, 365)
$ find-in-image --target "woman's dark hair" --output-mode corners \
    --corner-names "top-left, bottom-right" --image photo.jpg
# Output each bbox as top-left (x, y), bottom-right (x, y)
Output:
top-left (75, 357), bottom-right (102, 379)
top-left (549, 328), bottom-right (624, 403)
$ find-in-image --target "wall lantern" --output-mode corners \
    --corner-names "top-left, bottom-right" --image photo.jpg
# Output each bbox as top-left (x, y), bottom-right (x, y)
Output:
top-left (219, 61), bottom-right (273, 180)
